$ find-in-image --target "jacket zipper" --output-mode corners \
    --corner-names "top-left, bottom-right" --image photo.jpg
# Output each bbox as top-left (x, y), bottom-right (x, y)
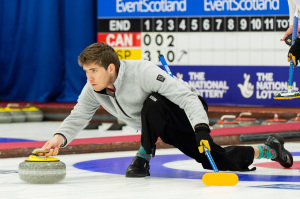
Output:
top-left (103, 86), bottom-right (131, 118)
top-left (111, 86), bottom-right (131, 118)
top-left (114, 96), bottom-right (131, 118)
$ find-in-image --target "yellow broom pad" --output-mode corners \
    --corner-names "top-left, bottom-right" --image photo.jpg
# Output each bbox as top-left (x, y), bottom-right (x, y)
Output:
top-left (273, 96), bottom-right (300, 99)
top-left (202, 172), bottom-right (239, 186)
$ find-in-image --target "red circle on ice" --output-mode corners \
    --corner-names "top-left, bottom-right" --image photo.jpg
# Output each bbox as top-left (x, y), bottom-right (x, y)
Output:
top-left (254, 161), bottom-right (300, 169)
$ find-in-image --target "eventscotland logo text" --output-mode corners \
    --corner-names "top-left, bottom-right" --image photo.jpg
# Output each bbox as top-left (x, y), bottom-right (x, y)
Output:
top-left (116, 0), bottom-right (187, 13)
top-left (204, 0), bottom-right (280, 11)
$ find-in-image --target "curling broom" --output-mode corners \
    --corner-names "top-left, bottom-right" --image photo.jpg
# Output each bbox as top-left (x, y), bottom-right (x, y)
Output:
top-left (274, 16), bottom-right (300, 99)
top-left (159, 55), bottom-right (239, 186)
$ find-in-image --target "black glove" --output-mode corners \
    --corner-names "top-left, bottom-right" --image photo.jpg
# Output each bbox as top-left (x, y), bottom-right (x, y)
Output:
top-left (288, 38), bottom-right (300, 66)
top-left (194, 123), bottom-right (213, 153)
top-left (285, 34), bottom-right (292, 46)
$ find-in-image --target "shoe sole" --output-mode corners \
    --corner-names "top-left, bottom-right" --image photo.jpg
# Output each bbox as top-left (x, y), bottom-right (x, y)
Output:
top-left (125, 172), bottom-right (150, 178)
top-left (125, 169), bottom-right (150, 177)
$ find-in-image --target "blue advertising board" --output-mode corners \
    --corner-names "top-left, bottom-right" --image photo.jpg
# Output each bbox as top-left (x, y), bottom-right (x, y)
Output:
top-left (98, 0), bottom-right (289, 18)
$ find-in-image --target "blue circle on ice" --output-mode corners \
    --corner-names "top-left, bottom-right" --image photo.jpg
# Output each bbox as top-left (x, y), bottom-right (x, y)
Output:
top-left (73, 153), bottom-right (300, 182)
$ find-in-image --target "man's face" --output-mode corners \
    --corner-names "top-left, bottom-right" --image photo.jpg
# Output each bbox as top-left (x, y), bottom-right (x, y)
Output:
top-left (83, 63), bottom-right (112, 91)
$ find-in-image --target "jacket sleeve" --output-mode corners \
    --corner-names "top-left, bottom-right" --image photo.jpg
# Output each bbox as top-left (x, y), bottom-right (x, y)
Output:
top-left (55, 83), bottom-right (101, 146)
top-left (139, 61), bottom-right (209, 129)
top-left (289, 0), bottom-right (297, 25)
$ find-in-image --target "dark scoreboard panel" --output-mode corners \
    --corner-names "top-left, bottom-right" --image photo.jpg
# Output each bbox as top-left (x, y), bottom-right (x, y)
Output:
top-left (98, 16), bottom-right (289, 33)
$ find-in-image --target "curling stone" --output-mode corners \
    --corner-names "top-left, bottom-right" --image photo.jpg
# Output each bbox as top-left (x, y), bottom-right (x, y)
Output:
top-left (261, 113), bottom-right (286, 125)
top-left (288, 113), bottom-right (300, 123)
top-left (22, 104), bottom-right (43, 122)
top-left (5, 103), bottom-right (26, 122)
top-left (19, 148), bottom-right (66, 184)
top-left (213, 115), bottom-right (240, 129)
top-left (0, 106), bottom-right (13, 123)
top-left (234, 112), bottom-right (260, 126)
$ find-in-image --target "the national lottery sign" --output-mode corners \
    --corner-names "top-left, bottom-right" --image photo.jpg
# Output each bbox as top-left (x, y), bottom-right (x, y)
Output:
top-left (169, 65), bottom-right (300, 107)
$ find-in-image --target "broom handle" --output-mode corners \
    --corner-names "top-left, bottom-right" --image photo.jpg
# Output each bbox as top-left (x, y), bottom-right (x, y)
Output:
top-left (204, 146), bottom-right (219, 173)
top-left (288, 16), bottom-right (298, 93)
top-left (158, 55), bottom-right (220, 173)
top-left (159, 55), bottom-right (174, 77)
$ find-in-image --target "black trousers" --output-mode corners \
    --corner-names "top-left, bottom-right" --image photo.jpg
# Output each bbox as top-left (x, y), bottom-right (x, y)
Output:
top-left (141, 93), bottom-right (255, 171)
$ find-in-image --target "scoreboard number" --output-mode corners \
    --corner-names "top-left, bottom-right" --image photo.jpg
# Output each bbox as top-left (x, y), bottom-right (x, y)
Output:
top-left (190, 18), bottom-right (200, 31)
top-left (155, 18), bottom-right (165, 32)
top-left (166, 18), bottom-right (176, 32)
top-left (202, 18), bottom-right (212, 32)
top-left (250, 17), bottom-right (263, 31)
top-left (143, 18), bottom-right (153, 32)
top-left (143, 34), bottom-right (151, 46)
top-left (237, 17), bottom-right (249, 31)
top-left (155, 34), bottom-right (163, 46)
top-left (178, 18), bottom-right (188, 32)
top-left (263, 17), bottom-right (275, 31)
top-left (226, 18), bottom-right (237, 31)
top-left (214, 18), bottom-right (225, 31)
top-left (167, 35), bottom-right (174, 47)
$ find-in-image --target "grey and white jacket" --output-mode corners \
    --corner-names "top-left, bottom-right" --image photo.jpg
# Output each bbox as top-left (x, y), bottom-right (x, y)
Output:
top-left (289, 0), bottom-right (300, 25)
top-left (56, 59), bottom-right (209, 146)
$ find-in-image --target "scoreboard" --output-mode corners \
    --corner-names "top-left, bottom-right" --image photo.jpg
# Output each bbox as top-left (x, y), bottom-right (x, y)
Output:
top-left (97, 0), bottom-right (300, 107)
top-left (98, 16), bottom-right (290, 64)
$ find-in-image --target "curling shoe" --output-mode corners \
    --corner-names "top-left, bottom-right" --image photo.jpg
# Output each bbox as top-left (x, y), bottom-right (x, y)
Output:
top-left (265, 134), bottom-right (293, 168)
top-left (126, 156), bottom-right (150, 177)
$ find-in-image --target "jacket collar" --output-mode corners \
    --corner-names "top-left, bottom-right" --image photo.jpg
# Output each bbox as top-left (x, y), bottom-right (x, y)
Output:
top-left (113, 60), bottom-right (125, 90)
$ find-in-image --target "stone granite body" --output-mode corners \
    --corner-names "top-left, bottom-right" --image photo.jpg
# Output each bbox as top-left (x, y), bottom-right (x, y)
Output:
top-left (18, 161), bottom-right (66, 184)
top-left (23, 110), bottom-right (44, 122)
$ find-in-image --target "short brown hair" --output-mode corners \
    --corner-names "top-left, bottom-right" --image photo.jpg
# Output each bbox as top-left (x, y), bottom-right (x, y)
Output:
top-left (78, 42), bottom-right (120, 73)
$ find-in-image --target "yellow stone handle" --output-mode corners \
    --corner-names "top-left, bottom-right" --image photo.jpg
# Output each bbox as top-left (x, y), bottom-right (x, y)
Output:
top-left (32, 148), bottom-right (50, 155)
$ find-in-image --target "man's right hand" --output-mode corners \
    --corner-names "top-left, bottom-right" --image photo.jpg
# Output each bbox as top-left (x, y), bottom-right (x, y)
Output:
top-left (39, 134), bottom-right (64, 157)
top-left (281, 25), bottom-right (300, 44)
